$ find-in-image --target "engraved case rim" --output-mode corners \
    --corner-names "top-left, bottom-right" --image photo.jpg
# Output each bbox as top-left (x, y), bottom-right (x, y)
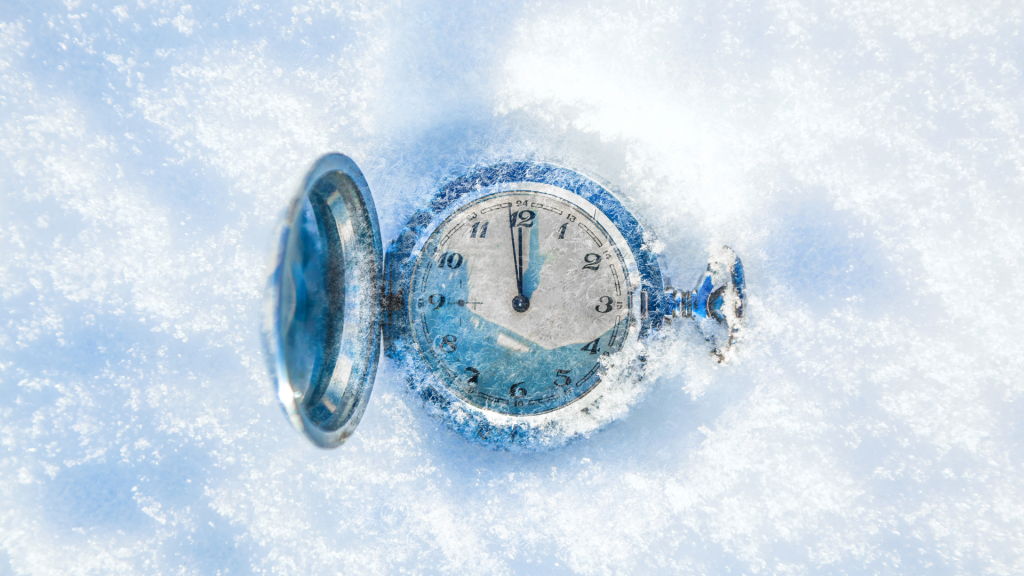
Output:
top-left (262, 153), bottom-right (383, 449)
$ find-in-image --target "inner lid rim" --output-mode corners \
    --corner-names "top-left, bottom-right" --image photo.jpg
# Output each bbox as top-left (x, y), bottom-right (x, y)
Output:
top-left (263, 153), bottom-right (383, 449)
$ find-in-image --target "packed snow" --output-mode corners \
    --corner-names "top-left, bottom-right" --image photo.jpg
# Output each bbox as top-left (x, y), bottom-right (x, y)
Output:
top-left (2, 0), bottom-right (1023, 574)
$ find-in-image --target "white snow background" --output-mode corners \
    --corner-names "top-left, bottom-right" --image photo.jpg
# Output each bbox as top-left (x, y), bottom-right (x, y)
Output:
top-left (2, 0), bottom-right (1023, 574)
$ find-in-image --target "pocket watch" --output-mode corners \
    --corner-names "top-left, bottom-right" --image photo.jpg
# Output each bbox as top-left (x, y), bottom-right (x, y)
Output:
top-left (262, 153), bottom-right (746, 450)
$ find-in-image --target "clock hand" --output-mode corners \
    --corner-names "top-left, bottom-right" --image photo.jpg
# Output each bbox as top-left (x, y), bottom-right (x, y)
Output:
top-left (521, 218), bottom-right (546, 298)
top-left (508, 205), bottom-right (530, 312)
top-left (507, 205), bottom-right (520, 288)
top-left (518, 226), bottom-right (524, 294)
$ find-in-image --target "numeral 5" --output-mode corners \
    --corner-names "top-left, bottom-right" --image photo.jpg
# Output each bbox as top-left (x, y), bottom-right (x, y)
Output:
top-left (553, 369), bottom-right (572, 387)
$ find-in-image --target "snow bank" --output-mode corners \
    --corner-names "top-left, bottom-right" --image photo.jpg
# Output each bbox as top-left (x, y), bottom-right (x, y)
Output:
top-left (2, 1), bottom-right (1022, 573)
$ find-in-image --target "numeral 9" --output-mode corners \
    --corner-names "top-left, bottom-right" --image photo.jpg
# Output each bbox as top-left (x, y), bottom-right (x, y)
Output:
top-left (428, 294), bottom-right (445, 309)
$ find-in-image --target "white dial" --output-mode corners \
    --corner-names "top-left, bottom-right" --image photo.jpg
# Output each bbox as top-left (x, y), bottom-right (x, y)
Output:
top-left (408, 184), bottom-right (641, 416)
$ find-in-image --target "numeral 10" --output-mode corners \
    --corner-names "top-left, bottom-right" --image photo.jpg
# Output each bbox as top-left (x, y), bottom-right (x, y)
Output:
top-left (436, 252), bottom-right (464, 268)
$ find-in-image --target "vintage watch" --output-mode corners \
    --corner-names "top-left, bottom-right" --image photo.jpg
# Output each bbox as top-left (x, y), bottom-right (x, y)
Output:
top-left (263, 153), bottom-right (745, 450)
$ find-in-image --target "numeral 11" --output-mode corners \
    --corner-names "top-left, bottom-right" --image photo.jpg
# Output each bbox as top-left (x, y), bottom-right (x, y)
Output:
top-left (471, 221), bottom-right (488, 238)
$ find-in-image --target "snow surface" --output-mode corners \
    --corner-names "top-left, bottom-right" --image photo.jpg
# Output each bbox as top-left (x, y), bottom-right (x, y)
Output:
top-left (2, 0), bottom-right (1024, 574)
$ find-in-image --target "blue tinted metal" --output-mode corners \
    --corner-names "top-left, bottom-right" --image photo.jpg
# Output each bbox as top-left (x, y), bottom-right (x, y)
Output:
top-left (693, 274), bottom-right (715, 319)
top-left (679, 247), bottom-right (746, 362)
top-left (263, 153), bottom-right (383, 449)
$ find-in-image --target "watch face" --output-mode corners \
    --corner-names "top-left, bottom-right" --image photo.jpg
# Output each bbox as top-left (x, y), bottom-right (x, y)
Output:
top-left (407, 183), bottom-right (640, 416)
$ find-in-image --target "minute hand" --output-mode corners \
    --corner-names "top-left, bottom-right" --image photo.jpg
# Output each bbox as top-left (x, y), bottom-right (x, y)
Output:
top-left (508, 206), bottom-right (530, 312)
top-left (517, 226), bottom-right (525, 295)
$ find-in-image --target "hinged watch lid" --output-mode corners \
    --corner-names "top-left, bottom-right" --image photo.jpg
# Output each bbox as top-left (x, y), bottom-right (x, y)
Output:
top-left (262, 153), bottom-right (383, 448)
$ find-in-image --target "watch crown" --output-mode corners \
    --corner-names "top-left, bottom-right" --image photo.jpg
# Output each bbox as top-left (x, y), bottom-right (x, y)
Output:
top-left (663, 246), bottom-right (746, 363)
top-left (663, 288), bottom-right (694, 321)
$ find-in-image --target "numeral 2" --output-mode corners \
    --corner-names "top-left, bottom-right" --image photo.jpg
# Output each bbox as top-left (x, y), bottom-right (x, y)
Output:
top-left (583, 253), bottom-right (601, 270)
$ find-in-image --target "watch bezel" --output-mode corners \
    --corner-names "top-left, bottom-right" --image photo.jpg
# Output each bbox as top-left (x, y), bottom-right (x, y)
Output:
top-left (383, 162), bottom-right (667, 450)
